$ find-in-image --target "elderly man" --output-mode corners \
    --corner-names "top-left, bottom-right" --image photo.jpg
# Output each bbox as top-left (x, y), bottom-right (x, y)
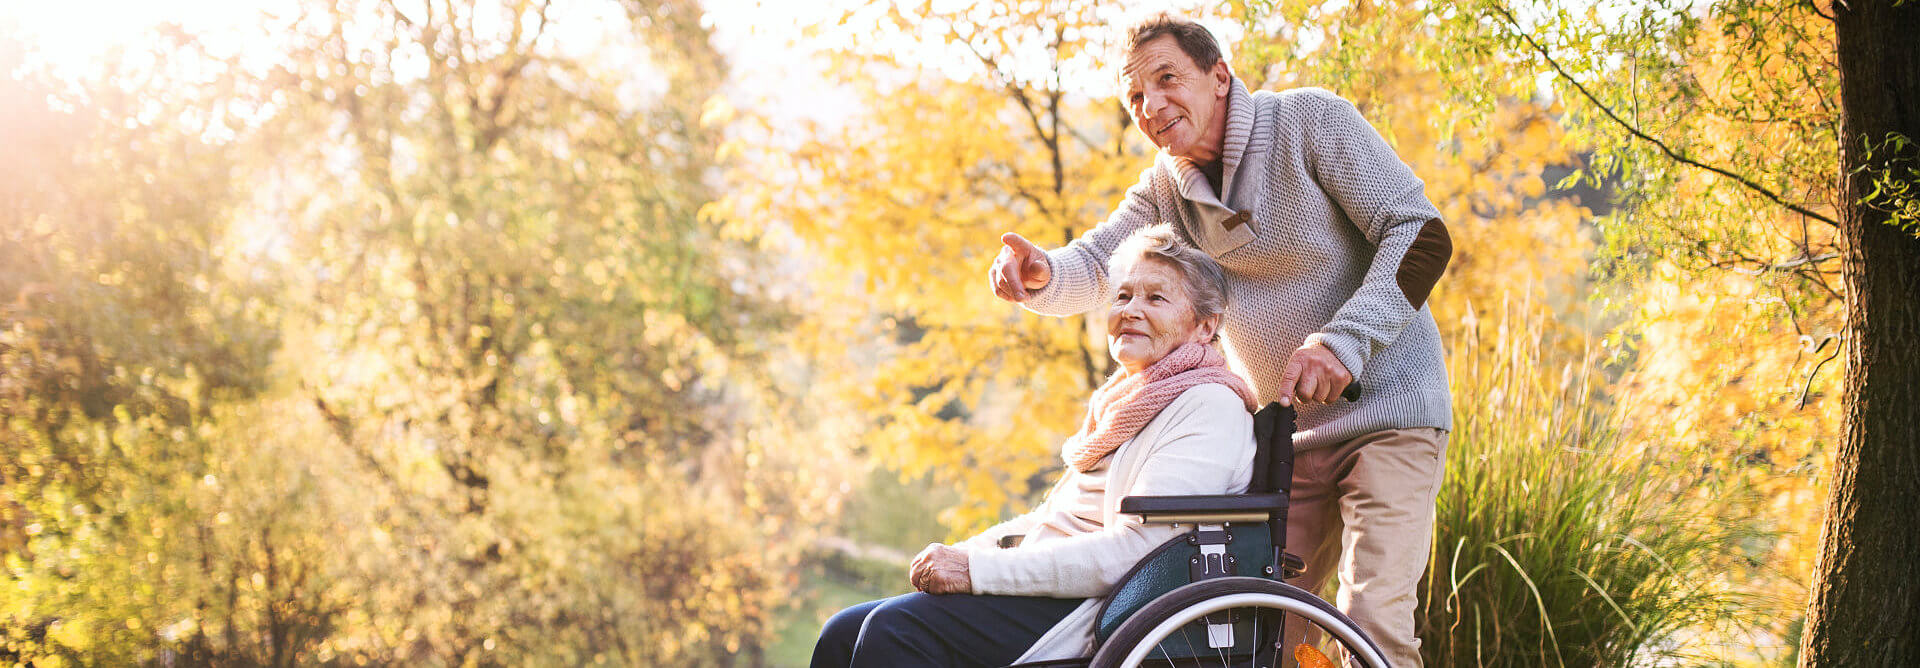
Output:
top-left (989, 13), bottom-right (1453, 667)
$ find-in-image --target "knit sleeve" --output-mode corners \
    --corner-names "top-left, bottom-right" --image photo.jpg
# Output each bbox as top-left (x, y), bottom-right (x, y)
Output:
top-left (955, 511), bottom-right (1043, 551)
top-left (1022, 166), bottom-right (1165, 317)
top-left (967, 385), bottom-right (1255, 598)
top-left (955, 474), bottom-right (1071, 551)
top-left (1300, 91), bottom-right (1450, 380)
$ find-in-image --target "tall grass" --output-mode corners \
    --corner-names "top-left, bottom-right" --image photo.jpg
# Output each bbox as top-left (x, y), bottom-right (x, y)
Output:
top-left (1420, 299), bottom-right (1767, 667)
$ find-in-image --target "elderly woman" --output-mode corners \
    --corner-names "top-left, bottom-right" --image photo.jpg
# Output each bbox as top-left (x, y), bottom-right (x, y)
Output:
top-left (811, 225), bottom-right (1258, 667)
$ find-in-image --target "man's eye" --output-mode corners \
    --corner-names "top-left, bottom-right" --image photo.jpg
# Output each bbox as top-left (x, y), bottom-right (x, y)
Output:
top-left (1115, 292), bottom-right (1130, 301)
top-left (1161, 73), bottom-right (1175, 83)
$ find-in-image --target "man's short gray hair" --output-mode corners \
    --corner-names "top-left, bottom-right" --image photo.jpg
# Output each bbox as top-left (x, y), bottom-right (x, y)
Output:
top-left (1126, 12), bottom-right (1224, 71)
top-left (1108, 225), bottom-right (1230, 324)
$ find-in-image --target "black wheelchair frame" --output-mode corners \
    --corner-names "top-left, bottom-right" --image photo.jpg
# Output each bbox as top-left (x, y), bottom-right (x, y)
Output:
top-left (1001, 401), bottom-right (1390, 668)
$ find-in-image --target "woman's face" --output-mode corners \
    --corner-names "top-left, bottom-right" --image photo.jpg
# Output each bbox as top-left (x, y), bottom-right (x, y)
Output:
top-left (1107, 258), bottom-right (1218, 374)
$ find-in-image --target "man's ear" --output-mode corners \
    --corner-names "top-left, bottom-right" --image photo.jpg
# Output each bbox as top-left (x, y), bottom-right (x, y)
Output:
top-left (1212, 60), bottom-right (1232, 97)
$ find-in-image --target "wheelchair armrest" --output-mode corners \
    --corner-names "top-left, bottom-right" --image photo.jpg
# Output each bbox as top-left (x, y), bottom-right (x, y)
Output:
top-left (1119, 493), bottom-right (1287, 524)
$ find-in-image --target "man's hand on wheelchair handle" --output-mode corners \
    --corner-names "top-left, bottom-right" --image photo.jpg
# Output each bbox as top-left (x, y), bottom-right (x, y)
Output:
top-left (1278, 341), bottom-right (1354, 406)
top-left (909, 543), bottom-right (972, 595)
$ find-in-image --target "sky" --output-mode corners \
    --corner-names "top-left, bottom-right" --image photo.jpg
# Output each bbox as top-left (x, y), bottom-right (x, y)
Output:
top-left (0, 0), bottom-right (1247, 128)
top-left (1, 0), bottom-right (1594, 112)
top-left (1, 0), bottom-right (859, 125)
top-left (2, 0), bottom-right (254, 57)
top-left (0, 0), bottom-right (865, 272)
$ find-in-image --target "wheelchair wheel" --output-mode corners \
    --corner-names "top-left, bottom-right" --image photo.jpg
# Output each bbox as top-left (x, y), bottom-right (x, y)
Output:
top-left (1089, 577), bottom-right (1389, 668)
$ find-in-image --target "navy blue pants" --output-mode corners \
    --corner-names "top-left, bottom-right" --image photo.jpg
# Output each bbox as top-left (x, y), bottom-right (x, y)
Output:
top-left (811, 592), bottom-right (1083, 668)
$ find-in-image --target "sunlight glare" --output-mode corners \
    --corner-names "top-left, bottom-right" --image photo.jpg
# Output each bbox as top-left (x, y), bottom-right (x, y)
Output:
top-left (3, 0), bottom-right (291, 76)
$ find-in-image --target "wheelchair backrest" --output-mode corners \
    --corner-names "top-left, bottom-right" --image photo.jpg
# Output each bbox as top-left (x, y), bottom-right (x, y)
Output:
top-left (1249, 402), bottom-right (1295, 497)
top-left (1094, 403), bottom-right (1299, 642)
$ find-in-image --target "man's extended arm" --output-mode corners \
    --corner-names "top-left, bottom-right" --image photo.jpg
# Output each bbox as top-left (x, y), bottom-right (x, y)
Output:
top-left (1300, 91), bottom-right (1453, 382)
top-left (1014, 168), bottom-right (1165, 317)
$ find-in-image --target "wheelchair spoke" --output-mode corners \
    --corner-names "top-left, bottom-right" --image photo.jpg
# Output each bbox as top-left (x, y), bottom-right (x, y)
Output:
top-left (1189, 622), bottom-right (1205, 668)
top-left (1251, 607), bottom-right (1259, 668)
top-left (1192, 622), bottom-right (1209, 668)
top-left (1271, 609), bottom-right (1287, 668)
top-left (1213, 616), bottom-right (1227, 667)
top-left (1174, 621), bottom-right (1193, 668)
top-left (1303, 615), bottom-right (1319, 665)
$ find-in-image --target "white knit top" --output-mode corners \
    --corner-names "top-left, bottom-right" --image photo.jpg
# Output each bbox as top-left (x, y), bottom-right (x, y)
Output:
top-left (1025, 78), bottom-right (1453, 450)
top-left (960, 384), bottom-right (1255, 661)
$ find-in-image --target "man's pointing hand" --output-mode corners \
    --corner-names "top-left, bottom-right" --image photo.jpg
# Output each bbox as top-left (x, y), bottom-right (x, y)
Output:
top-left (989, 232), bottom-right (1052, 302)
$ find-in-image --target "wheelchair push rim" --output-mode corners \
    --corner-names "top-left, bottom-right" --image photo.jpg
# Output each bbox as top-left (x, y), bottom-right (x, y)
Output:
top-left (1091, 577), bottom-right (1390, 668)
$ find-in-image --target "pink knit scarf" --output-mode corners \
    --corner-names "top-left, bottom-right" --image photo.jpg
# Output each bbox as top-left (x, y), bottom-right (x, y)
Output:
top-left (1062, 342), bottom-right (1258, 473)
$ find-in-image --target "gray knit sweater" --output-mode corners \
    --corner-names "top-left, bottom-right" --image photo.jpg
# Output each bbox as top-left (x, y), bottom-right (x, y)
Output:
top-left (1026, 78), bottom-right (1453, 450)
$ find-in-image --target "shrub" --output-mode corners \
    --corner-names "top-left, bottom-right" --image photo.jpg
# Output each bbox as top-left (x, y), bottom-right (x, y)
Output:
top-left (1420, 301), bottom-right (1767, 667)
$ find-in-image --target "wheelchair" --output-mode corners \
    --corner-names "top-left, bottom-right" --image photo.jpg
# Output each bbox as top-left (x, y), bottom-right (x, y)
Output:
top-left (1001, 401), bottom-right (1390, 668)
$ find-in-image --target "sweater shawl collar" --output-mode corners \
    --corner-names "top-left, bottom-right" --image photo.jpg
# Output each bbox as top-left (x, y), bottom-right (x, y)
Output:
top-left (1160, 76), bottom-right (1255, 213)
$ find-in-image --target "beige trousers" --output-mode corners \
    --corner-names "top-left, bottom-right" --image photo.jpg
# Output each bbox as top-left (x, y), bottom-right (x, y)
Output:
top-left (1283, 427), bottom-right (1448, 668)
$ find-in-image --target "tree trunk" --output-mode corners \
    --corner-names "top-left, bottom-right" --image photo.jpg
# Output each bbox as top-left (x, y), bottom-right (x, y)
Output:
top-left (1800, 1), bottom-right (1920, 665)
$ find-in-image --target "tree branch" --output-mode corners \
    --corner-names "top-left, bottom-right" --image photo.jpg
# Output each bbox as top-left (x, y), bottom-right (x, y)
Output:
top-left (1654, 212), bottom-right (1845, 300)
top-left (1806, 0), bottom-right (1837, 21)
top-left (1060, 122), bottom-right (1107, 154)
top-left (1799, 336), bottom-right (1841, 409)
top-left (951, 25), bottom-right (1056, 149)
top-left (1492, 3), bottom-right (1840, 228)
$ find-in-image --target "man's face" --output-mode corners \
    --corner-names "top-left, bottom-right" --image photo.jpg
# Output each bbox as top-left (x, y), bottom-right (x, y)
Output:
top-left (1123, 35), bottom-right (1231, 164)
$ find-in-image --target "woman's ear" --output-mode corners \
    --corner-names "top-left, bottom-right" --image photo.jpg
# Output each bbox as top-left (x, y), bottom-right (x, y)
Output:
top-left (1190, 316), bottom-right (1220, 344)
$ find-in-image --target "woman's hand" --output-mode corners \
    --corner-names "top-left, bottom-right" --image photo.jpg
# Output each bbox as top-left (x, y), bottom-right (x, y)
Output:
top-left (907, 543), bottom-right (936, 589)
top-left (908, 543), bottom-right (972, 595)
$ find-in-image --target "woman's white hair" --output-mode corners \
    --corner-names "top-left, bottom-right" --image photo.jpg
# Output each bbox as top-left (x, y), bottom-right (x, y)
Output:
top-left (1107, 225), bottom-right (1230, 323)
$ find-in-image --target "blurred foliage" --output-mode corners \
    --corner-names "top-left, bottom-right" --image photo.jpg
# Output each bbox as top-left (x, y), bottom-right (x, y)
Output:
top-left (2, 1), bottom-right (843, 665)
top-left (716, 0), bottom-right (1158, 531)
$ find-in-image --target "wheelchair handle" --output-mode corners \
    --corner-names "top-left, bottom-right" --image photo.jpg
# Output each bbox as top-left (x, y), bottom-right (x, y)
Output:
top-left (1284, 383), bottom-right (1360, 407)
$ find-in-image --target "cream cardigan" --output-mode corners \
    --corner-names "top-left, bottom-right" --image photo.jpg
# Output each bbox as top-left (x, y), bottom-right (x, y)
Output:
top-left (960, 383), bottom-right (1255, 662)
